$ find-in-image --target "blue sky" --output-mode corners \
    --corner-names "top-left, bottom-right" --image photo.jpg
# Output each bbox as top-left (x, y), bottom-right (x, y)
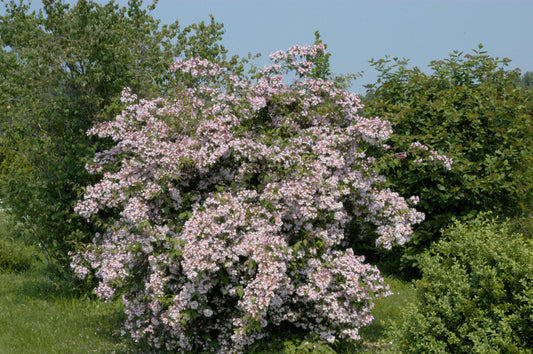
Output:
top-left (22, 0), bottom-right (533, 93)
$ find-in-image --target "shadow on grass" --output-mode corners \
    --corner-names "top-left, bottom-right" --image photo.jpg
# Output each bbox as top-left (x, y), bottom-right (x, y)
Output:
top-left (360, 320), bottom-right (388, 343)
top-left (8, 259), bottom-right (96, 299)
top-left (17, 275), bottom-right (71, 300)
top-left (80, 307), bottom-right (135, 352)
top-left (0, 266), bottom-right (142, 352)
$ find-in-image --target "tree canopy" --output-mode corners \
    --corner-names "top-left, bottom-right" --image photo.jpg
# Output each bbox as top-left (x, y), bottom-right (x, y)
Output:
top-left (363, 46), bottom-right (533, 273)
top-left (0, 0), bottom-right (245, 273)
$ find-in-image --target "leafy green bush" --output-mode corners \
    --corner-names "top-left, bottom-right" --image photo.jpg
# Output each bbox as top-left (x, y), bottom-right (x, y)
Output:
top-left (363, 46), bottom-right (533, 272)
top-left (393, 214), bottom-right (533, 353)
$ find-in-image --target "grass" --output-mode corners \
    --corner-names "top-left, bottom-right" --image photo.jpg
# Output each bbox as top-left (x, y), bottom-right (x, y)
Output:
top-left (0, 263), bottom-right (130, 353)
top-left (354, 277), bottom-right (416, 353)
top-left (1, 259), bottom-right (414, 353)
top-left (0, 211), bottom-right (130, 353)
top-left (0, 209), bottom-right (416, 353)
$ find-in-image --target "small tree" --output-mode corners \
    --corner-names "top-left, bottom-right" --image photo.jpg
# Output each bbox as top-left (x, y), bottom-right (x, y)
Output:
top-left (0, 0), bottom-right (243, 274)
top-left (363, 45), bottom-right (533, 272)
top-left (71, 44), bottom-right (449, 352)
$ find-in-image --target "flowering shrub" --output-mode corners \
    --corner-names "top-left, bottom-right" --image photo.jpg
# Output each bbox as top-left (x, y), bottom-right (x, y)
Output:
top-left (72, 44), bottom-right (448, 352)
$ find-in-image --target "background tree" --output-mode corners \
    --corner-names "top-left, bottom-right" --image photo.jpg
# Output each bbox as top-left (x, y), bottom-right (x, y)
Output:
top-left (0, 0), bottom-right (245, 276)
top-left (520, 71), bottom-right (533, 88)
top-left (362, 45), bottom-right (533, 275)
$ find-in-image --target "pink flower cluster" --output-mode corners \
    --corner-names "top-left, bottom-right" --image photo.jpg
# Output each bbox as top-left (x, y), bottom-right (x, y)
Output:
top-left (170, 57), bottom-right (227, 77)
top-left (72, 44), bottom-right (430, 353)
top-left (269, 43), bottom-right (327, 76)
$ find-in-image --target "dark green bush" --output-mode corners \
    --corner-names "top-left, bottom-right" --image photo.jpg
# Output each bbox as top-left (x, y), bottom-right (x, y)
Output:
top-left (393, 214), bottom-right (533, 353)
top-left (363, 46), bottom-right (533, 272)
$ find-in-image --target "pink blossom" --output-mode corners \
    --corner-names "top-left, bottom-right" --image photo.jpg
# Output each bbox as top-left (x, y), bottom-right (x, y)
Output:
top-left (70, 43), bottom-right (437, 353)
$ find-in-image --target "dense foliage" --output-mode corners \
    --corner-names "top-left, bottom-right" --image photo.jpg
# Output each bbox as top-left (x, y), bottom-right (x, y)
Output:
top-left (394, 214), bottom-right (533, 353)
top-left (363, 46), bottom-right (533, 270)
top-left (0, 0), bottom-right (243, 273)
top-left (70, 43), bottom-right (451, 352)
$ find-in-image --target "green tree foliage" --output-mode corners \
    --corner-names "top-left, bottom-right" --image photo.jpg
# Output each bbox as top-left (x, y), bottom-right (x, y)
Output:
top-left (520, 71), bottom-right (533, 89)
top-left (308, 31), bottom-right (331, 80)
top-left (306, 31), bottom-right (357, 90)
top-left (363, 46), bottom-right (533, 272)
top-left (0, 0), bottom-right (243, 275)
top-left (393, 214), bottom-right (533, 353)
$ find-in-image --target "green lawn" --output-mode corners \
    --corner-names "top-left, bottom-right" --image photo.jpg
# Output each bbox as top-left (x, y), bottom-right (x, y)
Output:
top-left (0, 209), bottom-right (129, 353)
top-left (2, 271), bottom-right (414, 353)
top-left (1, 259), bottom-right (414, 353)
top-left (0, 268), bottom-right (128, 353)
top-left (357, 277), bottom-right (416, 353)
top-left (0, 210), bottom-right (415, 353)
